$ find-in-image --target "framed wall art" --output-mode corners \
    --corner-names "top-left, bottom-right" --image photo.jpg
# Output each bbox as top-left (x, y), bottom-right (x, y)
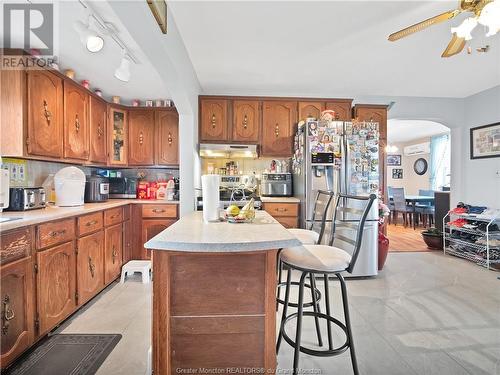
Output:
top-left (470, 122), bottom-right (500, 159)
top-left (392, 168), bottom-right (403, 179)
top-left (387, 154), bottom-right (402, 166)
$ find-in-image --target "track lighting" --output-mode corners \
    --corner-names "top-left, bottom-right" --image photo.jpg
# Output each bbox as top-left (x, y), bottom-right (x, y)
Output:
top-left (73, 19), bottom-right (104, 53)
top-left (114, 53), bottom-right (131, 82)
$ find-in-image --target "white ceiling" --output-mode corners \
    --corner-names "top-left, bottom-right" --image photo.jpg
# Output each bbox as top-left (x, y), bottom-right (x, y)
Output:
top-left (169, 0), bottom-right (500, 98)
top-left (388, 119), bottom-right (449, 143)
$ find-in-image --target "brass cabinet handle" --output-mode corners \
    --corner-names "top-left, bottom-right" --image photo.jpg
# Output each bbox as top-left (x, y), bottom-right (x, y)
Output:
top-left (277, 208), bottom-right (288, 212)
top-left (86, 220), bottom-right (98, 226)
top-left (168, 132), bottom-right (172, 146)
top-left (139, 132), bottom-right (144, 145)
top-left (49, 229), bottom-right (66, 237)
top-left (211, 114), bottom-right (216, 129)
top-left (88, 256), bottom-right (96, 278)
top-left (97, 123), bottom-right (103, 138)
top-left (243, 114), bottom-right (248, 129)
top-left (275, 123), bottom-right (280, 137)
top-left (112, 246), bottom-right (117, 264)
top-left (109, 214), bottom-right (119, 220)
top-left (152, 208), bottom-right (166, 213)
top-left (75, 114), bottom-right (80, 132)
top-left (2, 295), bottom-right (15, 335)
top-left (43, 100), bottom-right (52, 125)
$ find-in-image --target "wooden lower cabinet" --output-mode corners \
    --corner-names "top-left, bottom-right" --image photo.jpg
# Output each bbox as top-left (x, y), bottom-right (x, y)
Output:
top-left (76, 231), bottom-right (104, 305)
top-left (262, 202), bottom-right (299, 228)
top-left (142, 219), bottom-right (176, 259)
top-left (36, 242), bottom-right (76, 336)
top-left (104, 224), bottom-right (123, 284)
top-left (0, 257), bottom-right (35, 369)
top-left (123, 220), bottom-right (132, 264)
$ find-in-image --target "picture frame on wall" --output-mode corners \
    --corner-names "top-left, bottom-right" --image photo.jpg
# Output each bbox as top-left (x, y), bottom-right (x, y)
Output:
top-left (392, 168), bottom-right (403, 179)
top-left (470, 122), bottom-right (500, 159)
top-left (387, 154), bottom-right (402, 166)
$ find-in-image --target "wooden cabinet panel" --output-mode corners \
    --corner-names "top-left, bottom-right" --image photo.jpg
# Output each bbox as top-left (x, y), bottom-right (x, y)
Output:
top-left (298, 101), bottom-right (324, 121)
top-left (232, 100), bottom-right (260, 143)
top-left (89, 96), bottom-right (107, 164)
top-left (26, 70), bottom-right (63, 158)
top-left (36, 218), bottom-right (75, 250)
top-left (142, 204), bottom-right (178, 219)
top-left (104, 207), bottom-right (123, 227)
top-left (36, 242), bottom-right (76, 335)
top-left (200, 99), bottom-right (228, 142)
top-left (261, 101), bottom-right (297, 157)
top-left (104, 223), bottom-right (122, 284)
top-left (122, 220), bottom-right (132, 264)
top-left (262, 203), bottom-right (299, 217)
top-left (156, 110), bottom-right (179, 165)
top-left (142, 219), bottom-right (176, 259)
top-left (63, 81), bottom-right (89, 160)
top-left (0, 257), bottom-right (34, 369)
top-left (129, 110), bottom-right (155, 166)
top-left (325, 100), bottom-right (352, 121)
top-left (274, 216), bottom-right (298, 229)
top-left (77, 212), bottom-right (103, 237)
top-left (77, 231), bottom-right (104, 305)
top-left (108, 107), bottom-right (128, 166)
top-left (1, 227), bottom-right (32, 266)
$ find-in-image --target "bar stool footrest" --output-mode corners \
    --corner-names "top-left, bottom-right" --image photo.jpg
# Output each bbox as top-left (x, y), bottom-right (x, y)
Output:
top-left (276, 281), bottom-right (322, 308)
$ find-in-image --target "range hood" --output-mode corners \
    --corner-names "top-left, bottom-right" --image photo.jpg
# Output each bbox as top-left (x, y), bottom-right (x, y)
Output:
top-left (199, 144), bottom-right (258, 159)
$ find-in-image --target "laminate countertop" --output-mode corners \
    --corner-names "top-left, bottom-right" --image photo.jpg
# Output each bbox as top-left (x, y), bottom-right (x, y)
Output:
top-left (0, 199), bottom-right (179, 232)
top-left (145, 210), bottom-right (301, 252)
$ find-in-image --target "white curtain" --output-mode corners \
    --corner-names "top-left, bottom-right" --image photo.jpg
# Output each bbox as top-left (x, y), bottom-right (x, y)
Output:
top-left (429, 133), bottom-right (450, 190)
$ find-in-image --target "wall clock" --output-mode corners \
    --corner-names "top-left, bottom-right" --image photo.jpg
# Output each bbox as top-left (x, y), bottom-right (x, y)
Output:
top-left (414, 158), bottom-right (428, 175)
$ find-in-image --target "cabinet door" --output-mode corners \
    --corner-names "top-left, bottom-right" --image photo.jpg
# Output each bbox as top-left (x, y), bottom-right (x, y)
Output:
top-left (142, 219), bottom-right (176, 259)
top-left (104, 223), bottom-right (123, 284)
top-left (64, 81), bottom-right (89, 160)
top-left (232, 100), bottom-right (260, 143)
top-left (298, 102), bottom-right (324, 121)
top-left (0, 257), bottom-right (34, 368)
top-left (36, 242), bottom-right (76, 335)
top-left (325, 100), bottom-right (352, 121)
top-left (77, 231), bottom-right (104, 305)
top-left (156, 110), bottom-right (179, 165)
top-left (108, 107), bottom-right (128, 166)
top-left (200, 99), bottom-right (228, 142)
top-left (129, 110), bottom-right (155, 165)
top-left (122, 220), bottom-right (132, 264)
top-left (261, 101), bottom-right (297, 157)
top-left (26, 70), bottom-right (63, 158)
top-left (89, 97), bottom-right (107, 164)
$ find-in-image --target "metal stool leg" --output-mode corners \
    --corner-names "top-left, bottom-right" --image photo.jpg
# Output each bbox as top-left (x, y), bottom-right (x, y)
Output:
top-left (323, 273), bottom-right (333, 350)
top-left (276, 268), bottom-right (292, 353)
top-left (338, 273), bottom-right (359, 375)
top-left (293, 272), bottom-right (308, 374)
top-left (309, 273), bottom-right (323, 347)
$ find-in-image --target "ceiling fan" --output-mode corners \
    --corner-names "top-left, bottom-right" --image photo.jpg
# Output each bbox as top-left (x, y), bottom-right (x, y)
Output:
top-left (388, 0), bottom-right (500, 58)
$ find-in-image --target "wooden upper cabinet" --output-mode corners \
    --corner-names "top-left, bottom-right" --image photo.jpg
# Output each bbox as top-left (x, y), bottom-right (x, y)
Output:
top-left (64, 81), bottom-right (89, 160)
top-left (26, 70), bottom-right (63, 158)
top-left (353, 104), bottom-right (388, 138)
top-left (89, 97), bottom-right (107, 164)
top-left (325, 100), bottom-right (352, 121)
top-left (128, 110), bottom-right (155, 166)
top-left (156, 110), bottom-right (179, 165)
top-left (76, 231), bottom-right (104, 305)
top-left (298, 102), bottom-right (324, 121)
top-left (232, 100), bottom-right (260, 143)
top-left (0, 257), bottom-right (35, 369)
top-left (200, 99), bottom-right (228, 142)
top-left (261, 101), bottom-right (297, 157)
top-left (36, 242), bottom-right (76, 336)
top-left (108, 106), bottom-right (128, 166)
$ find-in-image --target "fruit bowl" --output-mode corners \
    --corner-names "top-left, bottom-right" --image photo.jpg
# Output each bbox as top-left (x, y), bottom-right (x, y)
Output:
top-left (224, 212), bottom-right (254, 224)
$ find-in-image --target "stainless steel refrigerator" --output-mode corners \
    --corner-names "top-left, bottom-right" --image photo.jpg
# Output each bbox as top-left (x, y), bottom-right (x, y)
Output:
top-left (292, 120), bottom-right (380, 277)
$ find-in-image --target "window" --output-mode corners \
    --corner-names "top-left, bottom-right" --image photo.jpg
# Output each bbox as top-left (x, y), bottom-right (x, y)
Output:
top-left (429, 133), bottom-right (450, 190)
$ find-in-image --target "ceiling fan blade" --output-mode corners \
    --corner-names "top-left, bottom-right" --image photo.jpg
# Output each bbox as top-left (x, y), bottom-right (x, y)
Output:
top-left (388, 10), bottom-right (461, 41)
top-left (441, 34), bottom-right (466, 57)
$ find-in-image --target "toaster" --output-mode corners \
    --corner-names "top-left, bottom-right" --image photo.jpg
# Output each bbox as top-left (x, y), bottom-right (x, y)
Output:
top-left (6, 187), bottom-right (46, 211)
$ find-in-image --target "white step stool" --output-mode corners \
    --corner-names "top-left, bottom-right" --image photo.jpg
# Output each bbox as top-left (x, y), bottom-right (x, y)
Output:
top-left (120, 260), bottom-right (151, 284)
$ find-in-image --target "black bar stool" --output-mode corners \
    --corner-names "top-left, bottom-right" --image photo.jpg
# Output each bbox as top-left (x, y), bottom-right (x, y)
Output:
top-left (277, 193), bottom-right (377, 374)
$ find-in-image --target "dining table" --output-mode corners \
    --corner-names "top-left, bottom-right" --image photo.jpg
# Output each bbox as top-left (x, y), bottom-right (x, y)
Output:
top-left (389, 195), bottom-right (435, 229)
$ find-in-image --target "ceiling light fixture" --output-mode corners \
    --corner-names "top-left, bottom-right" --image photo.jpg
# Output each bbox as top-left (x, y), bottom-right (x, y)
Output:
top-left (114, 52), bottom-right (131, 82)
top-left (385, 145), bottom-right (398, 153)
top-left (478, 0), bottom-right (500, 36)
top-left (451, 17), bottom-right (478, 40)
top-left (73, 18), bottom-right (104, 52)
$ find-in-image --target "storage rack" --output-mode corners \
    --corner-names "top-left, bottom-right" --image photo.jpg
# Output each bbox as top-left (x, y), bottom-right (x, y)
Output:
top-left (443, 211), bottom-right (500, 270)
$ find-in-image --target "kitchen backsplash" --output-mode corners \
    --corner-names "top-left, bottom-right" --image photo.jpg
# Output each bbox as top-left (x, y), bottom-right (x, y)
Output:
top-left (201, 157), bottom-right (290, 177)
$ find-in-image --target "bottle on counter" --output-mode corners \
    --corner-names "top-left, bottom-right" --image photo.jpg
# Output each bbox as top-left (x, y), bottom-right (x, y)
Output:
top-left (42, 174), bottom-right (56, 203)
top-left (166, 179), bottom-right (175, 201)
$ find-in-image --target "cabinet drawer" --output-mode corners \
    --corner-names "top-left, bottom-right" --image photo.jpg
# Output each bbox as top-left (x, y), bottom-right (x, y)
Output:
top-left (37, 219), bottom-right (75, 249)
top-left (142, 204), bottom-right (178, 218)
top-left (78, 211), bottom-right (104, 237)
top-left (263, 203), bottom-right (299, 217)
top-left (274, 216), bottom-right (299, 229)
top-left (1, 227), bottom-right (32, 265)
top-left (104, 207), bottom-right (123, 226)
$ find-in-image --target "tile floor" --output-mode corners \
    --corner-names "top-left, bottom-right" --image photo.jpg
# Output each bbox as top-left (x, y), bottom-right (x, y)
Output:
top-left (58, 252), bottom-right (500, 375)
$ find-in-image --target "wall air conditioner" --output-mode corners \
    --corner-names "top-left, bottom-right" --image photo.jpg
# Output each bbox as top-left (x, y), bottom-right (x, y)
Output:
top-left (404, 142), bottom-right (430, 156)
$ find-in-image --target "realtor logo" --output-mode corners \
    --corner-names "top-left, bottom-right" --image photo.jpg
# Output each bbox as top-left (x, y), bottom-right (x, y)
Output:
top-left (3, 3), bottom-right (54, 55)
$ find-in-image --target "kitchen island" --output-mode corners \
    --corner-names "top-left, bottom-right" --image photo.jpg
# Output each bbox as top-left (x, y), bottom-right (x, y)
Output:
top-left (144, 211), bottom-right (301, 375)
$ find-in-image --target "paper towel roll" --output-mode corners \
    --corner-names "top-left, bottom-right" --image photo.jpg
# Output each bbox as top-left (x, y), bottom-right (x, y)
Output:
top-left (201, 174), bottom-right (220, 223)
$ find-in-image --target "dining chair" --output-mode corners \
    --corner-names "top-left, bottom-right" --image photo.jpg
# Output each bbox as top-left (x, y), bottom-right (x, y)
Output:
top-left (416, 190), bottom-right (435, 228)
top-left (391, 187), bottom-right (414, 227)
top-left (386, 186), bottom-right (395, 224)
